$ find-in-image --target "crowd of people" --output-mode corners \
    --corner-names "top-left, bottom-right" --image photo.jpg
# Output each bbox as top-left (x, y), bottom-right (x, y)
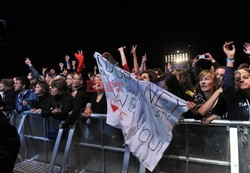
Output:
top-left (0, 41), bottom-right (250, 172)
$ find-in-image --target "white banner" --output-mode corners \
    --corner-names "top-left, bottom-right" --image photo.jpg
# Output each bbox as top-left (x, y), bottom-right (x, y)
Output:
top-left (94, 52), bottom-right (188, 172)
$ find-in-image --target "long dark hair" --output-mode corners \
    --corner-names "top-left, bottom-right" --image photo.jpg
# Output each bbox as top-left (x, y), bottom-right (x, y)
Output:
top-left (165, 74), bottom-right (189, 100)
top-left (50, 79), bottom-right (68, 96)
top-left (142, 69), bottom-right (158, 83)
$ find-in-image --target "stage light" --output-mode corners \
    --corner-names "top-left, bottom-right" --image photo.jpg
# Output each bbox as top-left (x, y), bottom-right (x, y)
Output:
top-left (165, 52), bottom-right (189, 63)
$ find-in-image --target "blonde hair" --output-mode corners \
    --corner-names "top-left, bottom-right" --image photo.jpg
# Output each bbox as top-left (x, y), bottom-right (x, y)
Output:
top-left (196, 70), bottom-right (219, 91)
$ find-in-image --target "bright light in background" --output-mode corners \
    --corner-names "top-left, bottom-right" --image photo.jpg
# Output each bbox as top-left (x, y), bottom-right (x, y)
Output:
top-left (164, 42), bottom-right (191, 70)
top-left (165, 52), bottom-right (189, 63)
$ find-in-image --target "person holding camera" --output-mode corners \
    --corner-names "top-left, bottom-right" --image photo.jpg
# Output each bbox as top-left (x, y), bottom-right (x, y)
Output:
top-left (191, 52), bottom-right (222, 86)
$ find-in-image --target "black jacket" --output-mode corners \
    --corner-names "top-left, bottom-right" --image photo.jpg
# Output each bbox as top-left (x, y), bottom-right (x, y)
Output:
top-left (0, 113), bottom-right (20, 173)
top-left (41, 94), bottom-right (73, 120)
top-left (222, 67), bottom-right (250, 120)
top-left (61, 86), bottom-right (90, 128)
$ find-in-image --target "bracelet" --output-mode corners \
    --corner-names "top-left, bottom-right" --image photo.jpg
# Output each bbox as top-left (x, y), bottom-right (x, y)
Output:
top-left (226, 58), bottom-right (235, 63)
top-left (86, 103), bottom-right (92, 108)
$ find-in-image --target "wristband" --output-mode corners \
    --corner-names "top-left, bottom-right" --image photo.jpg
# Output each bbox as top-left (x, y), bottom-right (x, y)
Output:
top-left (226, 58), bottom-right (234, 63)
top-left (86, 103), bottom-right (92, 108)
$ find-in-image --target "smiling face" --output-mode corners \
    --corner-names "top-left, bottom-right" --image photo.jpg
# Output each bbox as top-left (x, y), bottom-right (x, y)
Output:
top-left (238, 69), bottom-right (250, 90)
top-left (198, 70), bottom-right (216, 93)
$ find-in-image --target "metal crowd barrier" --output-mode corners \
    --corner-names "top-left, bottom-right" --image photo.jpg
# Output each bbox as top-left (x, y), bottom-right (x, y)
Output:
top-left (157, 119), bottom-right (250, 173)
top-left (12, 113), bottom-right (250, 173)
top-left (12, 111), bottom-right (74, 173)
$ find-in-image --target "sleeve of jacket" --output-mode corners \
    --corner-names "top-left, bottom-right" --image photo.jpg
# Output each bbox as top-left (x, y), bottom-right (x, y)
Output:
top-left (61, 90), bottom-right (89, 128)
top-left (41, 97), bottom-right (53, 117)
top-left (29, 65), bottom-right (44, 82)
top-left (59, 95), bottom-right (73, 120)
top-left (222, 66), bottom-right (237, 107)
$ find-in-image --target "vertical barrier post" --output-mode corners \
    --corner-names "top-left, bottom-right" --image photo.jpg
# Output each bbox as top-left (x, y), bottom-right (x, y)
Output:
top-left (48, 128), bottom-right (64, 173)
top-left (17, 112), bottom-right (27, 135)
top-left (121, 145), bottom-right (130, 173)
top-left (101, 117), bottom-right (105, 173)
top-left (60, 124), bottom-right (76, 173)
top-left (139, 163), bottom-right (146, 173)
top-left (229, 127), bottom-right (239, 173)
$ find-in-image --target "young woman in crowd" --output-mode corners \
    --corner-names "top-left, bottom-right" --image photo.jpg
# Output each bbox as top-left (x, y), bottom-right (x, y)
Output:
top-left (31, 81), bottom-right (50, 113)
top-left (41, 79), bottom-right (73, 121)
top-left (222, 41), bottom-right (250, 120)
top-left (193, 70), bottom-right (227, 124)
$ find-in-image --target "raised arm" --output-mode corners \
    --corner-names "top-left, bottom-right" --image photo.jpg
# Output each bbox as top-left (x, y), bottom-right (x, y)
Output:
top-left (223, 41), bottom-right (235, 68)
top-left (243, 42), bottom-right (250, 58)
top-left (197, 87), bottom-right (223, 116)
top-left (72, 60), bottom-right (76, 72)
top-left (74, 50), bottom-right (86, 74)
top-left (131, 45), bottom-right (140, 76)
top-left (139, 53), bottom-right (147, 73)
top-left (204, 52), bottom-right (221, 70)
top-left (59, 63), bottom-right (64, 75)
top-left (222, 41), bottom-right (237, 107)
top-left (118, 46), bottom-right (131, 72)
top-left (65, 55), bottom-right (72, 71)
top-left (24, 57), bottom-right (44, 81)
top-left (118, 46), bottom-right (128, 66)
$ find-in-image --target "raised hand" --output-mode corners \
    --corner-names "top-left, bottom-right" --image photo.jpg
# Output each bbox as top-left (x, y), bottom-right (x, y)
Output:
top-left (24, 57), bottom-right (32, 66)
top-left (243, 42), bottom-right (250, 55)
top-left (74, 50), bottom-right (85, 74)
top-left (142, 53), bottom-right (147, 62)
top-left (223, 41), bottom-right (235, 59)
top-left (131, 45), bottom-right (137, 56)
top-left (94, 66), bottom-right (97, 75)
top-left (204, 52), bottom-right (216, 63)
top-left (59, 63), bottom-right (64, 68)
top-left (42, 67), bottom-right (47, 75)
top-left (118, 46), bottom-right (126, 52)
top-left (65, 55), bottom-right (70, 61)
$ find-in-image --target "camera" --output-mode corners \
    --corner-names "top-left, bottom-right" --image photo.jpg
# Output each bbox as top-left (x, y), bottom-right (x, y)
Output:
top-left (198, 54), bottom-right (206, 59)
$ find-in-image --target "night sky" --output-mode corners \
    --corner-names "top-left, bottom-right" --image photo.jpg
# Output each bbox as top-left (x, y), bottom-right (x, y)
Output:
top-left (1, 3), bottom-right (249, 78)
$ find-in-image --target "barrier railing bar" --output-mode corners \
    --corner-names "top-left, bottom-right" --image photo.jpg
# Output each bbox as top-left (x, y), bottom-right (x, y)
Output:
top-left (165, 155), bottom-right (230, 166)
top-left (78, 142), bottom-right (125, 153)
top-left (91, 114), bottom-right (250, 126)
top-left (24, 135), bottom-right (51, 141)
top-left (181, 119), bottom-right (250, 126)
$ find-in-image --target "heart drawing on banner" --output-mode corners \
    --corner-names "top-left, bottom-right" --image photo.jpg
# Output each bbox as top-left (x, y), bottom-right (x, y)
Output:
top-left (110, 99), bottom-right (118, 112)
